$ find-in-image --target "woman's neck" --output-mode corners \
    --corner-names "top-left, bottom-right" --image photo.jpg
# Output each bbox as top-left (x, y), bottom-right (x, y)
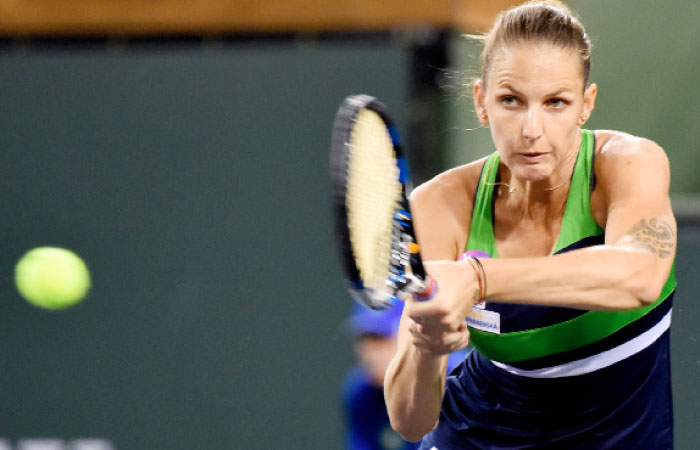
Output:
top-left (495, 149), bottom-right (578, 221)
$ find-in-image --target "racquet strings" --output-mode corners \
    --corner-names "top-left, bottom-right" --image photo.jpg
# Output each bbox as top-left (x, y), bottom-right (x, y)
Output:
top-left (346, 109), bottom-right (402, 294)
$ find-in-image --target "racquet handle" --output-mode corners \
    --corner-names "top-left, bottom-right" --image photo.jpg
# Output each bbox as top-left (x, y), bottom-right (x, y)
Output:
top-left (412, 276), bottom-right (437, 301)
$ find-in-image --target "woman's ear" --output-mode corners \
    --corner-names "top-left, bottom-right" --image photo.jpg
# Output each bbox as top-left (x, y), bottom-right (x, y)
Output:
top-left (580, 82), bottom-right (597, 125)
top-left (473, 79), bottom-right (489, 125)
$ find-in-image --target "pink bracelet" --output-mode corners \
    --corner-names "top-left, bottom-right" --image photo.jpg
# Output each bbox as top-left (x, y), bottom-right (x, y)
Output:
top-left (471, 257), bottom-right (487, 300)
top-left (466, 258), bottom-right (484, 302)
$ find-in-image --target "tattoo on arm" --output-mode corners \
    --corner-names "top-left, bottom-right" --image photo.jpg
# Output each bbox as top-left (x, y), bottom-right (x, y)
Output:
top-left (620, 218), bottom-right (676, 259)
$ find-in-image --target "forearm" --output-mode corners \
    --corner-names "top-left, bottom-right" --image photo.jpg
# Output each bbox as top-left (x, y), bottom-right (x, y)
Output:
top-left (481, 245), bottom-right (668, 311)
top-left (384, 341), bottom-right (446, 442)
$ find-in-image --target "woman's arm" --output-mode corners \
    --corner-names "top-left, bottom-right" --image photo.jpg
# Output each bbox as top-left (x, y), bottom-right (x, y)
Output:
top-left (383, 313), bottom-right (452, 442)
top-left (487, 135), bottom-right (675, 308)
top-left (406, 135), bottom-right (676, 330)
top-left (383, 163), bottom-right (480, 441)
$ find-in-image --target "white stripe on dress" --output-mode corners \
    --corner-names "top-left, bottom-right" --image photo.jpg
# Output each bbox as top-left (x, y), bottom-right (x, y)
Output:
top-left (490, 310), bottom-right (672, 378)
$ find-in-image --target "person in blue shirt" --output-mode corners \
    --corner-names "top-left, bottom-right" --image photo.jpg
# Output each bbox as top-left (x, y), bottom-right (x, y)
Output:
top-left (342, 301), bottom-right (465, 450)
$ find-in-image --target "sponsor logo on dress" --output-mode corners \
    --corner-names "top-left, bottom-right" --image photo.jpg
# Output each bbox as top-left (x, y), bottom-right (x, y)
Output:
top-left (467, 308), bottom-right (500, 334)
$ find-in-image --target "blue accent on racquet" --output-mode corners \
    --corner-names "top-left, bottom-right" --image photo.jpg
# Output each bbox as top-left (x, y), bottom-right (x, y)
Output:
top-left (389, 274), bottom-right (408, 284)
top-left (396, 157), bottom-right (411, 185)
top-left (394, 210), bottom-right (411, 220)
top-left (350, 279), bottom-right (365, 290)
top-left (388, 124), bottom-right (401, 145)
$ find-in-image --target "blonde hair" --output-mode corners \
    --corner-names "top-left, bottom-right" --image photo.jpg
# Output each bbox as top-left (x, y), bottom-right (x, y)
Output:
top-left (476, 1), bottom-right (592, 87)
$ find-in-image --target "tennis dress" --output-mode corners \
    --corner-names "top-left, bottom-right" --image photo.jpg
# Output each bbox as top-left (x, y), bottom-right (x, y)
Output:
top-left (419, 130), bottom-right (675, 449)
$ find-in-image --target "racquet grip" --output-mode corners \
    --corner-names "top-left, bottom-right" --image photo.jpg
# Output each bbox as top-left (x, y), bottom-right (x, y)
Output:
top-left (413, 276), bottom-right (437, 301)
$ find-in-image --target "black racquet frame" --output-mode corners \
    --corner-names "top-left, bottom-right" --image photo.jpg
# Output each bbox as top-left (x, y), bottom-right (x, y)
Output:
top-left (330, 94), bottom-right (432, 310)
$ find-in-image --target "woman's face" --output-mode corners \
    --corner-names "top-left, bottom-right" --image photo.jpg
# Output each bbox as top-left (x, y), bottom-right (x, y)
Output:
top-left (475, 42), bottom-right (597, 184)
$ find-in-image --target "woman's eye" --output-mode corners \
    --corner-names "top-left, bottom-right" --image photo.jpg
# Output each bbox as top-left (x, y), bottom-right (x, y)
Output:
top-left (548, 98), bottom-right (568, 107)
top-left (500, 96), bottom-right (518, 106)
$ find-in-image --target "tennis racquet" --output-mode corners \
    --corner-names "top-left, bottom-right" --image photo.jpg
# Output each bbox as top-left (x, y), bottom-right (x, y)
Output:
top-left (330, 94), bottom-right (436, 310)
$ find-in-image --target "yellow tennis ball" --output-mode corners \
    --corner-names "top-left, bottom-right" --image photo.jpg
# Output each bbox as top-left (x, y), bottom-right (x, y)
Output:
top-left (15, 247), bottom-right (91, 310)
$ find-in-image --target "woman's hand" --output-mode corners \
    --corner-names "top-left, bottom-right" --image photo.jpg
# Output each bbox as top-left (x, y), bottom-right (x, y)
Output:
top-left (402, 260), bottom-right (479, 356)
top-left (404, 311), bottom-right (471, 356)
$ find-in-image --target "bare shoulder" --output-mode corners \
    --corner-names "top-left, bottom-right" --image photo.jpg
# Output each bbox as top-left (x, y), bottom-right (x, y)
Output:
top-left (592, 130), bottom-right (671, 215)
top-left (411, 157), bottom-right (486, 216)
top-left (410, 157), bottom-right (487, 260)
top-left (595, 130), bottom-right (669, 169)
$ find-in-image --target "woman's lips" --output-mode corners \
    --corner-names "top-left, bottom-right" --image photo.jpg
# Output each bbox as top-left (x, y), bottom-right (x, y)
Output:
top-left (518, 152), bottom-right (548, 162)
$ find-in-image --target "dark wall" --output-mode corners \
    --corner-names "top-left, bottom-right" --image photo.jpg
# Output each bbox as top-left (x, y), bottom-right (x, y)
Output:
top-left (572, 0), bottom-right (700, 194)
top-left (0, 37), bottom-right (407, 449)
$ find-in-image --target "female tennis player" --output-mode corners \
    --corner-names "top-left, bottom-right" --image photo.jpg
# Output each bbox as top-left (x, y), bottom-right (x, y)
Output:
top-left (384, 1), bottom-right (676, 448)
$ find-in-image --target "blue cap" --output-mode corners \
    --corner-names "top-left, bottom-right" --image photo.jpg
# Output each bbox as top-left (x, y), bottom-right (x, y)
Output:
top-left (347, 300), bottom-right (404, 337)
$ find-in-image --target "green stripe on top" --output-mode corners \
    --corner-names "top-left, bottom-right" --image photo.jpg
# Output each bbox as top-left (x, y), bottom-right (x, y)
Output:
top-left (465, 129), bottom-right (676, 363)
top-left (467, 153), bottom-right (500, 257)
top-left (553, 129), bottom-right (603, 252)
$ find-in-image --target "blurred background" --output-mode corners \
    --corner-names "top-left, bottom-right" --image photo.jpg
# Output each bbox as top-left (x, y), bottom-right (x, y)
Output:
top-left (0, 0), bottom-right (698, 448)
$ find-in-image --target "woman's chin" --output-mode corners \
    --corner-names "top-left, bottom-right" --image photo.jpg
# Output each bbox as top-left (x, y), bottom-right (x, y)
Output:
top-left (511, 166), bottom-right (553, 184)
